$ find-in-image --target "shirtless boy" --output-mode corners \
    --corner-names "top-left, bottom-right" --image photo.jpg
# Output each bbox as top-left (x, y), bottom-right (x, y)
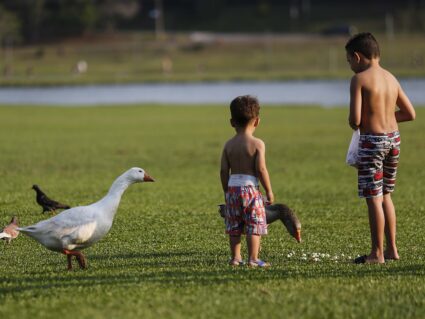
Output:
top-left (345, 33), bottom-right (416, 264)
top-left (220, 95), bottom-right (274, 267)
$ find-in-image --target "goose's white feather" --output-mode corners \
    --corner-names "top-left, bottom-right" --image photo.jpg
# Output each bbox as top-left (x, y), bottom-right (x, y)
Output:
top-left (19, 167), bottom-right (149, 252)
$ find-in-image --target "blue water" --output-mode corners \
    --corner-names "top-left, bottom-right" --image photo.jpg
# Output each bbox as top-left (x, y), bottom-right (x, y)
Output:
top-left (0, 79), bottom-right (424, 106)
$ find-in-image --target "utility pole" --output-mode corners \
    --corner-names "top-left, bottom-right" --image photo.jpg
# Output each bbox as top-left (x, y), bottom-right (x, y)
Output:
top-left (154, 0), bottom-right (165, 40)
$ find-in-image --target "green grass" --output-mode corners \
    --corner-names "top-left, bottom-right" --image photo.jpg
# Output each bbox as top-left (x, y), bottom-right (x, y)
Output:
top-left (0, 105), bottom-right (424, 318)
top-left (1, 32), bottom-right (425, 86)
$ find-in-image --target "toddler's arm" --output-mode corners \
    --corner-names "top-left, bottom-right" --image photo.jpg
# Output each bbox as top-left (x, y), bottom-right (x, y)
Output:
top-left (220, 148), bottom-right (230, 194)
top-left (255, 140), bottom-right (274, 204)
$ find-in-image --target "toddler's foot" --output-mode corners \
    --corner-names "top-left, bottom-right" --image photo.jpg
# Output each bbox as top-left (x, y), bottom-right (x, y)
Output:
top-left (248, 259), bottom-right (270, 268)
top-left (229, 258), bottom-right (245, 266)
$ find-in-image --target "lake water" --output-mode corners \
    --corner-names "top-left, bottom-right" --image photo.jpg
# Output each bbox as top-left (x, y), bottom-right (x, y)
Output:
top-left (0, 79), bottom-right (424, 107)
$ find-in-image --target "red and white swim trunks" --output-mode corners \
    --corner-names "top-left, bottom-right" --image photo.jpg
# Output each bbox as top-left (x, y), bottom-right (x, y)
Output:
top-left (357, 131), bottom-right (401, 198)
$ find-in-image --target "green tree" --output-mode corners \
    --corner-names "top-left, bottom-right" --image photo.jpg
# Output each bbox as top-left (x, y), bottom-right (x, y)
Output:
top-left (0, 4), bottom-right (21, 45)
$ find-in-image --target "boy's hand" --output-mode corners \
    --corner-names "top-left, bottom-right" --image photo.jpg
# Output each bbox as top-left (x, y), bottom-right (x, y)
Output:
top-left (266, 191), bottom-right (274, 205)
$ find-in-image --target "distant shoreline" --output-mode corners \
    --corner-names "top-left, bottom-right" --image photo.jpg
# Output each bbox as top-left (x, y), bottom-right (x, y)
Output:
top-left (0, 79), bottom-right (424, 107)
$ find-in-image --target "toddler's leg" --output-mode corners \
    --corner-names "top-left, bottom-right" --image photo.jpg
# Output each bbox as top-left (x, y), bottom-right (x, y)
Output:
top-left (382, 193), bottom-right (399, 260)
top-left (365, 196), bottom-right (385, 263)
top-left (247, 234), bottom-right (261, 262)
top-left (229, 235), bottom-right (242, 261)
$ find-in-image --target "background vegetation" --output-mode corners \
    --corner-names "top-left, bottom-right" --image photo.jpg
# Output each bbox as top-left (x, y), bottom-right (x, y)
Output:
top-left (0, 1), bottom-right (424, 85)
top-left (1, 0), bottom-right (425, 44)
top-left (0, 105), bottom-right (424, 318)
top-left (1, 32), bottom-right (424, 86)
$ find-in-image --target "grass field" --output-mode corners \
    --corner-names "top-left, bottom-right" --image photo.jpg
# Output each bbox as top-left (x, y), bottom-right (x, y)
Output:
top-left (1, 32), bottom-right (425, 86)
top-left (0, 105), bottom-right (424, 318)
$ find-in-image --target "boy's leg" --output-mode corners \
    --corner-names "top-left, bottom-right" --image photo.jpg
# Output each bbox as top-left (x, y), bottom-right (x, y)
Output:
top-left (381, 132), bottom-right (401, 260)
top-left (365, 196), bottom-right (385, 263)
top-left (229, 235), bottom-right (242, 261)
top-left (382, 193), bottom-right (399, 260)
top-left (246, 234), bottom-right (261, 261)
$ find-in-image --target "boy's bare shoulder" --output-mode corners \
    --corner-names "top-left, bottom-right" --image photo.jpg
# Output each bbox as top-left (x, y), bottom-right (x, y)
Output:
top-left (383, 68), bottom-right (400, 86)
top-left (350, 73), bottom-right (364, 88)
top-left (351, 69), bottom-right (369, 82)
top-left (351, 67), bottom-right (400, 89)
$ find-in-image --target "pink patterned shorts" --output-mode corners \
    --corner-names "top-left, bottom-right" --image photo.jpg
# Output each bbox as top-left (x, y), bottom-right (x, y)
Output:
top-left (225, 186), bottom-right (267, 235)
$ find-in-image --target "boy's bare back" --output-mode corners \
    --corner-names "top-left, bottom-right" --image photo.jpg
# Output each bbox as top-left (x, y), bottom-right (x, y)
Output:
top-left (350, 65), bottom-right (414, 134)
top-left (351, 66), bottom-right (399, 133)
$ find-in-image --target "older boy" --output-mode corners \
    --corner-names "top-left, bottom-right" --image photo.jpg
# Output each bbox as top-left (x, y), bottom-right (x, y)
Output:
top-left (346, 33), bottom-right (416, 264)
top-left (220, 95), bottom-right (274, 267)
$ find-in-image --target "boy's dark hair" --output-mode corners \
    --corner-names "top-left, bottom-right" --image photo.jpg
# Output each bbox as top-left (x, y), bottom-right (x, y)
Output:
top-left (230, 95), bottom-right (260, 127)
top-left (345, 32), bottom-right (380, 59)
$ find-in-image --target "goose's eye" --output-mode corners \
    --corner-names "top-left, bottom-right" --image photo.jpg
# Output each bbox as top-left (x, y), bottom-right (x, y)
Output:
top-left (138, 170), bottom-right (142, 173)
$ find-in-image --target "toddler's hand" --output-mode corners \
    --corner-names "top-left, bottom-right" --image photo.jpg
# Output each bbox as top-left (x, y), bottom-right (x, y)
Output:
top-left (266, 191), bottom-right (274, 205)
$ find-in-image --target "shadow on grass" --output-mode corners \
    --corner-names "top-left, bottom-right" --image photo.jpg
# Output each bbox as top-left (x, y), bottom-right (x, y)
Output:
top-left (0, 253), bottom-right (424, 296)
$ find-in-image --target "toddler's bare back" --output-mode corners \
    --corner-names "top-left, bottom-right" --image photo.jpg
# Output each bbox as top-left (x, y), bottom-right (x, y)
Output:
top-left (224, 134), bottom-right (261, 176)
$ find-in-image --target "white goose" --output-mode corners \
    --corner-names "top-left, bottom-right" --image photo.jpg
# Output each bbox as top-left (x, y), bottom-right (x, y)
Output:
top-left (18, 167), bottom-right (154, 270)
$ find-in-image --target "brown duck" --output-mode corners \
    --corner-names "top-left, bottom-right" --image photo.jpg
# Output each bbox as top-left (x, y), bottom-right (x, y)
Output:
top-left (218, 203), bottom-right (301, 242)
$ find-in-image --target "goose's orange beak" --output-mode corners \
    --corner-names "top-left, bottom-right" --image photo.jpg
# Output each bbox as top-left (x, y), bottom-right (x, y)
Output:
top-left (143, 174), bottom-right (155, 182)
top-left (295, 229), bottom-right (301, 243)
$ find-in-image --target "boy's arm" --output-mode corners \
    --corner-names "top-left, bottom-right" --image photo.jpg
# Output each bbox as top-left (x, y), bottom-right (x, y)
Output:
top-left (220, 148), bottom-right (230, 193)
top-left (349, 75), bottom-right (362, 130)
top-left (255, 140), bottom-right (274, 204)
top-left (395, 84), bottom-right (416, 122)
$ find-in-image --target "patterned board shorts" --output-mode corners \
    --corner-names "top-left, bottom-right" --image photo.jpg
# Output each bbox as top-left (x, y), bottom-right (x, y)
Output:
top-left (357, 131), bottom-right (401, 198)
top-left (225, 186), bottom-right (267, 235)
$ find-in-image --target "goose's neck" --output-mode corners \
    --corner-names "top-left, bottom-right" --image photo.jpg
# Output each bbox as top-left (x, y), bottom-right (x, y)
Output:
top-left (98, 174), bottom-right (132, 216)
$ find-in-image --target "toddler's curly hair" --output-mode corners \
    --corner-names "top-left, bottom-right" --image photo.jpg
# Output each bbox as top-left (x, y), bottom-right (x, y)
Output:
top-left (230, 95), bottom-right (260, 127)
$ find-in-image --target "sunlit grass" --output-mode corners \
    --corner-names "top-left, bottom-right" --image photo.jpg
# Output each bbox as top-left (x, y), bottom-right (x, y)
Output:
top-left (0, 105), bottom-right (424, 318)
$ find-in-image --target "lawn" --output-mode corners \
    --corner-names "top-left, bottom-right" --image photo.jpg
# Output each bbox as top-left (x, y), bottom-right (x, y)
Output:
top-left (0, 105), bottom-right (424, 319)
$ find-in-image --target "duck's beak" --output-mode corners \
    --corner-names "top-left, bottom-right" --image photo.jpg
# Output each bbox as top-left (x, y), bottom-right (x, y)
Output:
top-left (143, 174), bottom-right (155, 182)
top-left (295, 229), bottom-right (301, 243)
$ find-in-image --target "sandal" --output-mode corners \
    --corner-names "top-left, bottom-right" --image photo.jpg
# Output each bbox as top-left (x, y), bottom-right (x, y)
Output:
top-left (354, 255), bottom-right (385, 264)
top-left (229, 258), bottom-right (245, 266)
top-left (248, 259), bottom-right (271, 268)
top-left (354, 255), bottom-right (368, 264)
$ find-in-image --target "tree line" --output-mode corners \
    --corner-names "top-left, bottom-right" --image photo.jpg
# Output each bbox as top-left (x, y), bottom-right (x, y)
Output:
top-left (0, 0), bottom-right (423, 45)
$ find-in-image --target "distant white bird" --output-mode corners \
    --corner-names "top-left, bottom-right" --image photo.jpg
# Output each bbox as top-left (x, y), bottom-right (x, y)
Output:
top-left (0, 216), bottom-right (19, 244)
top-left (18, 168), bottom-right (154, 270)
